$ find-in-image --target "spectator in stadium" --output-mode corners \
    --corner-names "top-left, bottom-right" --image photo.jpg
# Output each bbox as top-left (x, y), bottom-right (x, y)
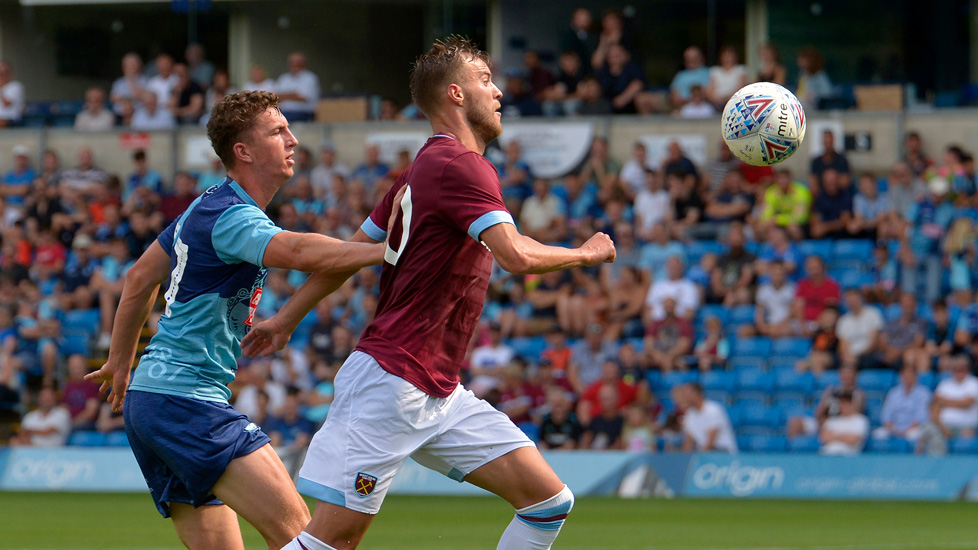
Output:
top-left (602, 262), bottom-right (648, 341)
top-left (644, 297), bottom-right (693, 373)
top-left (124, 149), bottom-right (162, 200)
top-left (242, 63), bottom-right (276, 92)
top-left (10, 386), bottom-right (71, 447)
top-left (580, 136), bottom-right (620, 195)
top-left (709, 223), bottom-right (755, 306)
top-left (639, 222), bottom-right (684, 282)
top-left (499, 72), bottom-right (542, 118)
top-left (795, 255), bottom-right (840, 325)
top-left (541, 50), bottom-right (587, 117)
top-left (129, 89), bottom-right (176, 131)
top-left (836, 288), bottom-right (884, 370)
top-left (184, 43), bottom-right (215, 89)
top-left (932, 355), bottom-right (978, 437)
top-left (755, 226), bottom-right (799, 281)
top-left (577, 359), bottom-right (637, 425)
top-left (62, 353), bottom-right (100, 431)
top-left (883, 161), bottom-right (925, 224)
top-left (634, 169), bottom-right (670, 241)
top-left (819, 392), bottom-right (869, 456)
top-left (351, 143), bottom-right (390, 191)
top-left (788, 363), bottom-right (865, 438)
top-left (60, 233), bottom-right (98, 299)
top-left (90, 237), bottom-right (133, 350)
top-left (590, 9), bottom-right (636, 69)
top-left (310, 143), bottom-right (349, 203)
top-left (847, 173), bottom-right (888, 239)
top-left (666, 171), bottom-right (703, 240)
top-left (160, 171), bottom-right (200, 224)
top-left (169, 63), bottom-right (205, 124)
top-left (757, 168), bottom-right (812, 241)
top-left (707, 45), bottom-right (747, 109)
top-left (522, 50), bottom-right (554, 104)
top-left (677, 383), bottom-right (737, 453)
top-left (3, 145), bottom-right (34, 207)
top-left (74, 87), bottom-right (115, 131)
top-left (0, 61), bottom-right (24, 127)
top-left (524, 269), bottom-right (571, 335)
top-left (794, 305), bottom-right (840, 375)
top-left (581, 384), bottom-right (625, 450)
top-left (670, 46), bottom-right (711, 109)
top-left (755, 42), bottom-right (787, 86)
top-left (95, 399), bottom-right (126, 433)
top-left (560, 7), bottom-right (598, 70)
top-left (276, 51), bottom-right (320, 122)
top-left (567, 322), bottom-right (618, 394)
top-left (619, 142), bottom-right (650, 199)
top-left (662, 141), bottom-right (699, 180)
top-left (694, 315), bottom-right (729, 370)
top-left (902, 131), bottom-right (934, 177)
top-left (902, 177), bottom-right (954, 303)
top-left (810, 130), bottom-right (850, 190)
top-left (703, 141), bottom-right (740, 195)
top-left (809, 168), bottom-right (853, 239)
top-left (873, 364), bottom-right (930, 442)
top-left (622, 403), bottom-right (656, 452)
top-left (538, 386), bottom-right (582, 450)
top-left (878, 293), bottom-right (927, 369)
top-left (677, 84), bottom-right (717, 119)
top-left (110, 52), bottom-right (147, 115)
top-left (202, 69), bottom-right (236, 123)
top-left (596, 43), bottom-right (645, 114)
top-left (751, 260), bottom-right (799, 338)
top-left (266, 388), bottom-right (316, 452)
top-left (468, 322), bottom-right (515, 398)
top-left (916, 399), bottom-right (950, 456)
top-left (914, 300), bottom-right (956, 373)
top-left (575, 75), bottom-right (613, 116)
top-left (519, 178), bottom-right (567, 243)
top-left (146, 53), bottom-right (178, 104)
top-left (702, 170), bottom-right (754, 238)
top-left (796, 46), bottom-right (833, 110)
top-left (645, 255), bottom-right (699, 322)
top-left (943, 217), bottom-right (976, 304)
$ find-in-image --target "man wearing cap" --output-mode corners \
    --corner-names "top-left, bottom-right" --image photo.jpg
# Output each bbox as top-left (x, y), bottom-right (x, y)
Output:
top-left (903, 176), bottom-right (955, 302)
top-left (2, 146), bottom-right (35, 207)
top-left (309, 143), bottom-right (349, 205)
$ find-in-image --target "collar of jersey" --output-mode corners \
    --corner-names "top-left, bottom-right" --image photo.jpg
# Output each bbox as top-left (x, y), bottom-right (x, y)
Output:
top-left (222, 176), bottom-right (260, 208)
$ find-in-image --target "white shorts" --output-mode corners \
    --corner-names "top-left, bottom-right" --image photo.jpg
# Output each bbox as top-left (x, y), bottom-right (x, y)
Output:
top-left (296, 350), bottom-right (534, 514)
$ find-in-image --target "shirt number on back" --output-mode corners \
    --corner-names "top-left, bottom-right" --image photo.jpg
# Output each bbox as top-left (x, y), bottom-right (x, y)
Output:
top-left (384, 185), bottom-right (412, 266)
top-left (164, 236), bottom-right (189, 317)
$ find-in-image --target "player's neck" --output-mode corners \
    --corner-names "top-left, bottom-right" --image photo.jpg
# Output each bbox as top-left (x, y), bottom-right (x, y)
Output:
top-left (226, 169), bottom-right (280, 210)
top-left (430, 117), bottom-right (486, 155)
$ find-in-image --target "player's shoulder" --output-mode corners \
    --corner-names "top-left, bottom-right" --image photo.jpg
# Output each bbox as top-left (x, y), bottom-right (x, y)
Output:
top-left (419, 138), bottom-right (497, 174)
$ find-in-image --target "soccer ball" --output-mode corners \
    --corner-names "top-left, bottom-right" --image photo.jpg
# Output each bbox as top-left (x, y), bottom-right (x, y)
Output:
top-left (721, 82), bottom-right (806, 166)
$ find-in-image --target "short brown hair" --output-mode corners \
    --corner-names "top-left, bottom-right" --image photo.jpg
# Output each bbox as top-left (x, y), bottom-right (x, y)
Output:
top-left (206, 90), bottom-right (279, 169)
top-left (409, 35), bottom-right (489, 118)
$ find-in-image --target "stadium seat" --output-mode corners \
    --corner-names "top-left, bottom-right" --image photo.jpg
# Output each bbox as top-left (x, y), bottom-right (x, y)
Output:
top-left (865, 438), bottom-right (912, 454)
top-left (60, 329), bottom-right (92, 357)
top-left (704, 390), bottom-right (733, 405)
top-left (788, 435), bottom-right (821, 453)
top-left (795, 240), bottom-right (833, 262)
top-left (733, 400), bottom-right (781, 429)
top-left (728, 305), bottom-right (756, 326)
top-left (773, 395), bottom-right (809, 418)
top-left (62, 308), bottom-right (100, 332)
top-left (918, 372), bottom-right (936, 390)
top-left (775, 369), bottom-right (815, 394)
top-left (507, 337), bottom-right (547, 361)
top-left (833, 239), bottom-right (874, 261)
top-left (658, 370), bottom-right (699, 391)
top-left (834, 269), bottom-right (874, 290)
top-left (700, 370), bottom-right (736, 394)
top-left (816, 371), bottom-right (840, 391)
top-left (645, 370), bottom-right (661, 391)
top-left (104, 431), bottom-right (130, 447)
top-left (859, 369), bottom-right (897, 392)
top-left (772, 337), bottom-right (811, 358)
top-left (727, 356), bottom-right (767, 372)
top-left (685, 241), bottom-right (727, 265)
top-left (736, 367), bottom-right (775, 394)
top-left (67, 430), bottom-right (106, 447)
top-left (865, 400), bottom-right (884, 425)
top-left (517, 421), bottom-right (539, 442)
top-left (731, 337), bottom-right (772, 358)
top-left (695, 304), bottom-right (729, 326)
top-left (738, 434), bottom-right (788, 453)
top-left (883, 303), bottom-right (903, 322)
top-left (950, 437), bottom-right (978, 454)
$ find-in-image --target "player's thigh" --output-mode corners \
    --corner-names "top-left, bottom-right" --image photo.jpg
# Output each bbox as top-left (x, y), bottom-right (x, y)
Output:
top-left (464, 446), bottom-right (565, 509)
top-left (305, 500), bottom-right (376, 550)
top-left (210, 443), bottom-right (310, 548)
top-left (169, 502), bottom-right (244, 550)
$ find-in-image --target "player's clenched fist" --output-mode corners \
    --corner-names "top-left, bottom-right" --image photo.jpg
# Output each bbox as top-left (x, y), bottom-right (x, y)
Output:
top-left (580, 232), bottom-right (616, 266)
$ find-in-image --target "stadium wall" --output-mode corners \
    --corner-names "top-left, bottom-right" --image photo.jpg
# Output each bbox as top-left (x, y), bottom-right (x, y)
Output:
top-left (2, 109), bottom-right (976, 185)
top-left (4, 447), bottom-right (978, 501)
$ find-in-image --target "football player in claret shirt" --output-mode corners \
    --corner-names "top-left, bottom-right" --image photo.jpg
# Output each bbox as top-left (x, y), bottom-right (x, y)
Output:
top-left (243, 37), bottom-right (616, 550)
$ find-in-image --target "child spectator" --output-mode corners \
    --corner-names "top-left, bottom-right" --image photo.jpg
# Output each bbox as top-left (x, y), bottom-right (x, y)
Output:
top-left (795, 306), bottom-right (840, 375)
top-left (694, 316), bottom-right (728, 371)
top-left (912, 300), bottom-right (956, 373)
top-left (678, 84), bottom-right (716, 119)
top-left (622, 403), bottom-right (657, 452)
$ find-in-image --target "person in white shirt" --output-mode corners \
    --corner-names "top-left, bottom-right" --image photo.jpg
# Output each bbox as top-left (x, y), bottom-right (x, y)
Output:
top-left (74, 87), bottom-right (115, 131)
top-left (645, 255), bottom-right (700, 321)
top-left (678, 85), bottom-right (716, 119)
top-left (10, 387), bottom-right (72, 447)
top-left (129, 90), bottom-right (176, 131)
top-left (618, 142), bottom-right (650, 198)
top-left (634, 168), bottom-right (670, 240)
top-left (707, 45), bottom-right (747, 108)
top-left (679, 383), bottom-right (737, 453)
top-left (819, 392), bottom-right (869, 455)
top-left (276, 52), bottom-right (320, 121)
top-left (468, 323), bottom-right (516, 398)
top-left (110, 52), bottom-right (148, 115)
top-left (146, 53), bottom-right (179, 104)
top-left (934, 355), bottom-right (978, 437)
top-left (0, 61), bottom-right (25, 126)
top-left (754, 261), bottom-right (799, 338)
top-left (242, 64), bottom-right (277, 93)
top-left (836, 288), bottom-right (884, 368)
top-left (519, 178), bottom-right (567, 243)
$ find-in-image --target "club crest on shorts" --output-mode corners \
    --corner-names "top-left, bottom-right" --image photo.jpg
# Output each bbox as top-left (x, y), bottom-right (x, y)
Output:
top-left (355, 472), bottom-right (378, 497)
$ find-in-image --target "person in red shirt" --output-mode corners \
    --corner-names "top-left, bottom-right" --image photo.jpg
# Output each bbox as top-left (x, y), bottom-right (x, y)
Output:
top-left (578, 359), bottom-right (637, 425)
top-left (33, 229), bottom-right (66, 281)
top-left (61, 353), bottom-right (100, 430)
top-left (794, 255), bottom-right (840, 324)
top-left (244, 37), bottom-right (616, 550)
top-left (159, 171), bottom-right (200, 224)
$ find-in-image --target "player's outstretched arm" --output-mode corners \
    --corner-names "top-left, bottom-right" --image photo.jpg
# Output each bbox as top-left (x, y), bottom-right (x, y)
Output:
top-left (262, 231), bottom-right (384, 273)
top-left (480, 222), bottom-right (616, 275)
top-left (241, 228), bottom-right (378, 357)
top-left (84, 241), bottom-right (171, 411)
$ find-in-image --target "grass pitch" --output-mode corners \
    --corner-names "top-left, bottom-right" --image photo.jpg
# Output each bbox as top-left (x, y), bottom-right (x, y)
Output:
top-left (2, 492), bottom-right (977, 549)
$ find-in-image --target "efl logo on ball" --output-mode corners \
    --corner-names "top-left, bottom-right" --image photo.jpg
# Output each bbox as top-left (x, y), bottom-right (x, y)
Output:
top-left (721, 82), bottom-right (807, 166)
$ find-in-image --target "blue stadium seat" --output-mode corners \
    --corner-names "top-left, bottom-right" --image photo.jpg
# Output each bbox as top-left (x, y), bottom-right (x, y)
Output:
top-left (700, 370), bottom-right (736, 393)
top-left (795, 240), bottom-right (833, 262)
top-left (67, 430), bottom-right (106, 447)
top-left (508, 337), bottom-right (547, 361)
top-left (517, 421), bottom-right (539, 442)
top-left (645, 370), bottom-right (661, 391)
top-left (864, 400), bottom-right (884, 425)
top-left (727, 356), bottom-right (767, 372)
top-left (695, 304), bottom-right (729, 326)
top-left (775, 369), bottom-right (815, 394)
top-left (918, 372), bottom-right (936, 390)
top-left (833, 239), bottom-right (874, 261)
top-left (772, 337), bottom-right (811, 358)
top-left (731, 337), bottom-right (772, 358)
top-left (736, 367), bottom-right (775, 394)
top-left (104, 431), bottom-right (130, 447)
top-left (859, 369), bottom-right (897, 392)
top-left (658, 370), bottom-right (699, 391)
top-left (60, 329), bottom-right (92, 357)
top-left (733, 400), bottom-right (781, 429)
top-left (686, 241), bottom-right (728, 265)
top-left (728, 305), bottom-right (756, 326)
top-left (773, 395), bottom-right (809, 418)
top-left (865, 438), bottom-right (912, 454)
top-left (738, 434), bottom-right (788, 453)
top-left (704, 390), bottom-right (733, 405)
top-left (816, 371), bottom-right (840, 391)
top-left (788, 435), bottom-right (821, 453)
top-left (883, 303), bottom-right (903, 322)
top-left (62, 308), bottom-right (100, 332)
top-left (834, 270), bottom-right (874, 290)
top-left (950, 438), bottom-right (978, 454)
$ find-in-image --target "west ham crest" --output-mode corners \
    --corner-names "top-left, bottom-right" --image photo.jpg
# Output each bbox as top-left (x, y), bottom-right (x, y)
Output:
top-left (355, 472), bottom-right (378, 497)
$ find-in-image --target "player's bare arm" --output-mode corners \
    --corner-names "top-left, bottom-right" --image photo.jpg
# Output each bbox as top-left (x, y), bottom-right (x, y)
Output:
top-left (84, 241), bottom-right (171, 411)
top-left (262, 230), bottom-right (384, 273)
top-left (480, 221), bottom-right (616, 274)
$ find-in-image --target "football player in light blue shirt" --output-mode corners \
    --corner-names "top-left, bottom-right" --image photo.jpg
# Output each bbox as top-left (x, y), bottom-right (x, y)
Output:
top-left (86, 91), bottom-right (389, 550)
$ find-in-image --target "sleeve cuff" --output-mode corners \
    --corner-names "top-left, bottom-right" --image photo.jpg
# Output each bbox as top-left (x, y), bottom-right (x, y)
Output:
top-left (467, 210), bottom-right (515, 241)
top-left (255, 227), bottom-right (285, 268)
top-left (361, 217), bottom-right (387, 242)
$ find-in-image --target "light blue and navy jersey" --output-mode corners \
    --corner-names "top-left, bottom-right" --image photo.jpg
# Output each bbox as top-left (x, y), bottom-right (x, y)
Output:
top-left (128, 178), bottom-right (283, 403)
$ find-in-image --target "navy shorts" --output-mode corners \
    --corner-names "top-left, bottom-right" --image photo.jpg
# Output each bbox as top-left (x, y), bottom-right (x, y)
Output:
top-left (124, 389), bottom-right (270, 518)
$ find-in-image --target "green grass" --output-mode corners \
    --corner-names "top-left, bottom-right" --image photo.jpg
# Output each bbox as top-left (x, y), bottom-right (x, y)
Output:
top-left (2, 492), bottom-right (978, 549)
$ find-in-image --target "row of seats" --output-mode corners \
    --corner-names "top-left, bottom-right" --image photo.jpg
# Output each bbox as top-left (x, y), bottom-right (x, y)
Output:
top-left (66, 430), bottom-right (129, 447)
